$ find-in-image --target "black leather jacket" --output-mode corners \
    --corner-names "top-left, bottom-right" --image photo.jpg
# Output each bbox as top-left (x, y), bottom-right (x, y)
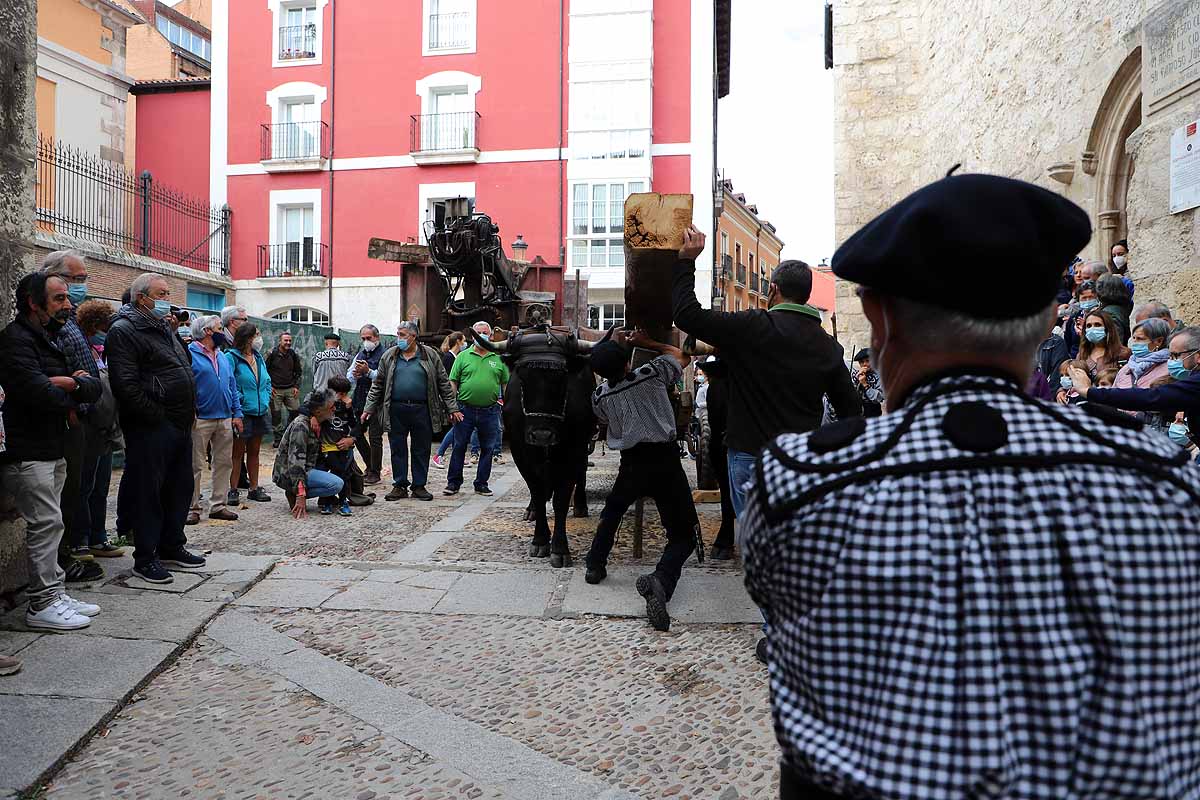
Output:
top-left (106, 304), bottom-right (197, 431)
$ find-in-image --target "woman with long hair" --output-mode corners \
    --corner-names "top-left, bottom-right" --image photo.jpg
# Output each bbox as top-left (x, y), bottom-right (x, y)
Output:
top-left (1096, 273), bottom-right (1133, 343)
top-left (227, 323), bottom-right (273, 503)
top-left (1078, 311), bottom-right (1130, 378)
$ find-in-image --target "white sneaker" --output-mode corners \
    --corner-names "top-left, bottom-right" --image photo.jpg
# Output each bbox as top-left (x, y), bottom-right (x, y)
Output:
top-left (59, 593), bottom-right (100, 617)
top-left (26, 599), bottom-right (91, 631)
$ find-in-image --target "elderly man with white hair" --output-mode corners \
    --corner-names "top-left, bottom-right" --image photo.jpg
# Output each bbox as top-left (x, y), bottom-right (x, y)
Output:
top-left (185, 315), bottom-right (242, 525)
top-left (443, 321), bottom-right (509, 496)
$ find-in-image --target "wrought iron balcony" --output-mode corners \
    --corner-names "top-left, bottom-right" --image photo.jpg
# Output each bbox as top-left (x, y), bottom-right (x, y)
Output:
top-left (278, 24), bottom-right (318, 60)
top-left (761, 275), bottom-right (770, 294)
top-left (428, 12), bottom-right (471, 49)
top-left (258, 242), bottom-right (328, 279)
top-left (736, 262), bottom-right (746, 286)
top-left (410, 112), bottom-right (481, 164)
top-left (720, 253), bottom-right (733, 279)
top-left (260, 121), bottom-right (330, 171)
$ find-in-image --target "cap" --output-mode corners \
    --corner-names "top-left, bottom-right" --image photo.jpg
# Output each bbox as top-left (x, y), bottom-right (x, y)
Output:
top-left (324, 332), bottom-right (342, 341)
top-left (832, 173), bottom-right (1092, 319)
top-left (590, 341), bottom-right (630, 379)
top-left (852, 348), bottom-right (871, 362)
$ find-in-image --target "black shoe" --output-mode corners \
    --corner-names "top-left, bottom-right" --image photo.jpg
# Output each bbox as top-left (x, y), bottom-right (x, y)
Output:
top-left (585, 566), bottom-right (607, 585)
top-left (442, 486), bottom-right (460, 496)
top-left (64, 559), bottom-right (104, 583)
top-left (710, 545), bottom-right (734, 561)
top-left (160, 548), bottom-right (206, 569)
top-left (132, 561), bottom-right (173, 585)
top-left (635, 573), bottom-right (671, 632)
top-left (247, 487), bottom-right (272, 502)
top-left (755, 637), bottom-right (769, 665)
top-left (410, 486), bottom-right (434, 501)
top-left (474, 485), bottom-right (493, 496)
top-left (386, 486), bottom-right (409, 501)
top-left (362, 472), bottom-right (382, 486)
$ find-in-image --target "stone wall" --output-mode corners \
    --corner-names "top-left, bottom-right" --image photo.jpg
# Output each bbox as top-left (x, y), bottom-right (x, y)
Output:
top-left (834, 0), bottom-right (1197, 356)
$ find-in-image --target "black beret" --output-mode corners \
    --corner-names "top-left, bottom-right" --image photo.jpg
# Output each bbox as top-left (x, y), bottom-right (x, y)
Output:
top-left (324, 332), bottom-right (341, 340)
top-left (832, 173), bottom-right (1092, 319)
top-left (590, 341), bottom-right (630, 378)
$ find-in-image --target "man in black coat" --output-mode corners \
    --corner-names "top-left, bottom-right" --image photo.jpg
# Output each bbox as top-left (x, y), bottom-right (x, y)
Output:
top-left (106, 273), bottom-right (205, 584)
top-left (0, 273), bottom-right (102, 631)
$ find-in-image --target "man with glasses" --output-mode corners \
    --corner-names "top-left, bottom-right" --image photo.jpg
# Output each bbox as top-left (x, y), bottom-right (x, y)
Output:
top-left (348, 324), bottom-right (386, 485)
top-left (1072, 326), bottom-right (1200, 450)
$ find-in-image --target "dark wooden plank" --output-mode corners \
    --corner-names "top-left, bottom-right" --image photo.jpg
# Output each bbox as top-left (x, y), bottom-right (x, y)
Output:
top-left (367, 238), bottom-right (430, 264)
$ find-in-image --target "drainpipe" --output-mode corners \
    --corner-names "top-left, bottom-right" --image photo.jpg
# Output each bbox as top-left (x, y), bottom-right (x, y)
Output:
top-left (326, 0), bottom-right (337, 326)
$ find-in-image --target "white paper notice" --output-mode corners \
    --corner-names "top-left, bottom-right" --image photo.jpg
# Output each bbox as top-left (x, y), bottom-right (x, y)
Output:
top-left (1171, 119), bottom-right (1200, 214)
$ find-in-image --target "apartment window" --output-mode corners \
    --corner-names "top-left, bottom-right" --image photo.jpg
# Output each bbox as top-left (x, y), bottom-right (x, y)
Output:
top-left (271, 0), bottom-right (325, 67)
top-left (423, 0), bottom-right (476, 55)
top-left (427, 196), bottom-right (475, 231)
top-left (271, 307), bottom-right (329, 325)
top-left (569, 79), bottom-right (651, 161)
top-left (156, 15), bottom-right (210, 61)
top-left (720, 232), bottom-right (729, 255)
top-left (186, 286), bottom-right (225, 312)
top-left (587, 303), bottom-right (626, 331)
top-left (568, 180), bottom-right (645, 270)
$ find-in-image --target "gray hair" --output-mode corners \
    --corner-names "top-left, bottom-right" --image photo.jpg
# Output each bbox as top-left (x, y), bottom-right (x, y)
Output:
top-left (303, 388), bottom-right (336, 416)
top-left (130, 272), bottom-right (166, 300)
top-left (1132, 316), bottom-right (1171, 345)
top-left (41, 249), bottom-right (86, 277)
top-left (220, 305), bottom-right (246, 327)
top-left (360, 324), bottom-right (380, 336)
top-left (471, 321), bottom-right (493, 335)
top-left (397, 321), bottom-right (418, 334)
top-left (190, 314), bottom-right (218, 340)
top-left (886, 296), bottom-right (1052, 356)
top-left (1134, 301), bottom-right (1173, 323)
top-left (1169, 326), bottom-right (1200, 351)
top-left (1081, 260), bottom-right (1108, 280)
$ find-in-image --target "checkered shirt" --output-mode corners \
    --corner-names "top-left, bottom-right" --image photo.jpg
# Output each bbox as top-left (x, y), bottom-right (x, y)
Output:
top-left (740, 372), bottom-right (1200, 800)
top-left (56, 316), bottom-right (98, 414)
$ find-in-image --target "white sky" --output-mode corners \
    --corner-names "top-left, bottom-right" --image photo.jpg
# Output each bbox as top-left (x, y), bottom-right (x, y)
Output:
top-left (718, 1), bottom-right (833, 264)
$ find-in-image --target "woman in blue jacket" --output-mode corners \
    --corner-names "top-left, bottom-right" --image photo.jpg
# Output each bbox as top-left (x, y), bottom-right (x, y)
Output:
top-left (227, 323), bottom-right (273, 502)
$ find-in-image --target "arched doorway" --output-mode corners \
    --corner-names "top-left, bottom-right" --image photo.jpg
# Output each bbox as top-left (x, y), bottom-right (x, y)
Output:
top-left (1083, 47), bottom-right (1141, 260)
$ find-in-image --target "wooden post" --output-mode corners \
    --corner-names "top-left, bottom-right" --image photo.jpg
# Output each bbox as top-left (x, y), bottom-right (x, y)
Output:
top-left (624, 193), bottom-right (693, 343)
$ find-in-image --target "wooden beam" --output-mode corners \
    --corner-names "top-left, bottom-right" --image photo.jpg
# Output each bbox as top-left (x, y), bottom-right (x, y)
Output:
top-left (624, 192), bottom-right (693, 342)
top-left (367, 238), bottom-right (430, 264)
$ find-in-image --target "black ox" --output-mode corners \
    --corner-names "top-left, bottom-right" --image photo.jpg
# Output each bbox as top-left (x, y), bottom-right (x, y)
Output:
top-left (470, 326), bottom-right (613, 567)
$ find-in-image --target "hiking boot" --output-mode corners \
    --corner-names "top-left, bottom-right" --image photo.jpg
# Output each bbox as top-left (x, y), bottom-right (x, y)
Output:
top-left (59, 593), bottom-right (100, 617)
top-left (363, 472), bottom-right (382, 486)
top-left (185, 511), bottom-right (201, 526)
top-left (26, 599), bottom-right (90, 631)
top-left (410, 486), bottom-right (434, 501)
top-left (474, 485), bottom-right (493, 496)
top-left (0, 655), bottom-right (21, 676)
top-left (247, 487), bottom-right (272, 502)
top-left (585, 565), bottom-right (607, 585)
top-left (636, 573), bottom-right (671, 632)
top-left (64, 559), bottom-right (103, 584)
top-left (226, 489), bottom-right (240, 507)
top-left (160, 549), bottom-right (206, 570)
top-left (209, 508), bottom-right (238, 521)
top-left (385, 486), bottom-right (408, 501)
top-left (88, 543), bottom-right (125, 558)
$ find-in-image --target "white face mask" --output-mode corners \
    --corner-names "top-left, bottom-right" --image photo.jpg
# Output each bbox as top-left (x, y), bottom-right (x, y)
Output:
top-left (1112, 255), bottom-right (1127, 269)
top-left (362, 339), bottom-right (378, 352)
top-left (252, 335), bottom-right (264, 351)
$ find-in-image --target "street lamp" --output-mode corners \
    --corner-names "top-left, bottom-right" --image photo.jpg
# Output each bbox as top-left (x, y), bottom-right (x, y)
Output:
top-left (511, 234), bottom-right (528, 261)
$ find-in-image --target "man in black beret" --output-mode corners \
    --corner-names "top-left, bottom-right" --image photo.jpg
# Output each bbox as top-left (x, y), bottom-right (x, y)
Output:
top-left (738, 172), bottom-right (1200, 800)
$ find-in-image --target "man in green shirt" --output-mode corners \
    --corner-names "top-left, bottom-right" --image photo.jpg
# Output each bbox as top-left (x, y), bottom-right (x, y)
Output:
top-left (445, 321), bottom-right (510, 495)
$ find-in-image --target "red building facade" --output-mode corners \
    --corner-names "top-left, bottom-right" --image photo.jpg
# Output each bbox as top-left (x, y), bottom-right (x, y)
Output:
top-left (209, 0), bottom-right (719, 330)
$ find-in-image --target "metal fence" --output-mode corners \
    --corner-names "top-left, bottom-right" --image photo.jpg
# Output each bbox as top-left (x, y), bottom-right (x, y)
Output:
top-left (278, 23), bottom-right (318, 60)
top-left (410, 111), bottom-right (480, 153)
top-left (35, 136), bottom-right (231, 275)
top-left (428, 12), bottom-right (470, 49)
top-left (258, 242), bottom-right (328, 278)
top-left (260, 121), bottom-right (330, 161)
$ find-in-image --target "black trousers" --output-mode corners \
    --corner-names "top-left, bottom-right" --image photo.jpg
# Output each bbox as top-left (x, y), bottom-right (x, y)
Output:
top-left (318, 450), bottom-right (355, 503)
top-left (709, 418), bottom-right (735, 550)
top-left (354, 414), bottom-right (384, 476)
top-left (58, 422), bottom-right (86, 558)
top-left (124, 421), bottom-right (194, 567)
top-left (780, 765), bottom-right (848, 800)
top-left (585, 441), bottom-right (697, 598)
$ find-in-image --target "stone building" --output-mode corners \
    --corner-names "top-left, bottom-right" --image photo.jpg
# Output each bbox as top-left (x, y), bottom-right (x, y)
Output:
top-left (832, 0), bottom-right (1192, 357)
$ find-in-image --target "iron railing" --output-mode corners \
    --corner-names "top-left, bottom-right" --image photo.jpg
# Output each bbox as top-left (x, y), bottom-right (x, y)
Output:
top-left (35, 136), bottom-right (230, 275)
top-left (261, 121), bottom-right (330, 161)
top-left (257, 242), bottom-right (328, 278)
top-left (736, 261), bottom-right (746, 285)
top-left (761, 275), bottom-right (770, 294)
top-left (720, 253), bottom-right (733, 279)
top-left (278, 23), bottom-right (318, 60)
top-left (410, 111), bottom-right (480, 153)
top-left (428, 12), bottom-right (470, 49)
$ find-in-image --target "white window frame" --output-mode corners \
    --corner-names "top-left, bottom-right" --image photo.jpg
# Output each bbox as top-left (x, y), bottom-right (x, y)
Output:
top-left (415, 71), bottom-right (482, 118)
top-left (422, 0), bottom-right (476, 56)
top-left (587, 303), bottom-right (626, 331)
top-left (270, 0), bottom-right (327, 68)
top-left (417, 181), bottom-right (476, 245)
top-left (268, 187), bottom-right (322, 254)
top-left (264, 82), bottom-right (327, 161)
top-left (269, 306), bottom-right (329, 325)
top-left (566, 179), bottom-right (646, 273)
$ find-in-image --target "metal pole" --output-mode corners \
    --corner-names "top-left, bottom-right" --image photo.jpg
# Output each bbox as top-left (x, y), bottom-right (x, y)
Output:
top-left (574, 267), bottom-right (581, 330)
top-left (139, 170), bottom-right (152, 256)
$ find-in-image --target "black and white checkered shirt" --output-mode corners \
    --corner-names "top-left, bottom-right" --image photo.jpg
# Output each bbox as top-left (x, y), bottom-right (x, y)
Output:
top-left (740, 371), bottom-right (1200, 800)
top-left (593, 354), bottom-right (681, 450)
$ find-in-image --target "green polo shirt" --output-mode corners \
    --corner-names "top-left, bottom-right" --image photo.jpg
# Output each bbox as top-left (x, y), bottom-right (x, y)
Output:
top-left (449, 348), bottom-right (510, 408)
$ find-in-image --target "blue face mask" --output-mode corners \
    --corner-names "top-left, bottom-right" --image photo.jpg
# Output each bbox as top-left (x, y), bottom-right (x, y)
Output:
top-left (211, 331), bottom-right (229, 349)
top-left (1168, 423), bottom-right (1191, 447)
top-left (1129, 342), bottom-right (1151, 359)
top-left (88, 331), bottom-right (106, 347)
top-left (1079, 299), bottom-right (1099, 311)
top-left (67, 283), bottom-right (88, 305)
top-left (1168, 358), bottom-right (1192, 380)
top-left (1085, 327), bottom-right (1107, 344)
top-left (151, 299), bottom-right (172, 319)
top-left (1060, 375), bottom-right (1073, 390)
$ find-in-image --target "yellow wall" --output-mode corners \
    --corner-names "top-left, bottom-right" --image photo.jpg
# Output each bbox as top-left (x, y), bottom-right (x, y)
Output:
top-left (125, 22), bottom-right (176, 80)
top-left (38, 0), bottom-right (112, 66)
top-left (173, 0), bottom-right (213, 29)
top-left (35, 77), bottom-right (57, 141)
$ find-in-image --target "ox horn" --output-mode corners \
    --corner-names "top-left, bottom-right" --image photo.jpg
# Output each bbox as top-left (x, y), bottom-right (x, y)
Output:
top-left (681, 335), bottom-right (715, 356)
top-left (469, 327), bottom-right (509, 353)
top-left (575, 325), bottom-right (618, 352)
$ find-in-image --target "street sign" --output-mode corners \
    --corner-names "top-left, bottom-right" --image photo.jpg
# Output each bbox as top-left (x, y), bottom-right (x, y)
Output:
top-left (367, 238), bottom-right (430, 263)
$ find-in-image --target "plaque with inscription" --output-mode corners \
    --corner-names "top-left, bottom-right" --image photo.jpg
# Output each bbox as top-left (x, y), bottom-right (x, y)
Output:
top-left (1170, 119), bottom-right (1200, 213)
top-left (1147, 0), bottom-right (1200, 109)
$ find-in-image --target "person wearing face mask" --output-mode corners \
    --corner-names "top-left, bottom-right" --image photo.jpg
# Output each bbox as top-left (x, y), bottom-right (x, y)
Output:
top-left (1062, 280), bottom-right (1099, 357)
top-left (1112, 318), bottom-right (1172, 398)
top-left (348, 324), bottom-right (386, 485)
top-left (273, 389), bottom-right (347, 519)
top-left (107, 273), bottom-right (205, 585)
top-left (1071, 326), bottom-right (1200, 447)
top-left (0, 272), bottom-right (102, 631)
top-left (186, 315), bottom-right (242, 525)
top-left (740, 172), bottom-right (1200, 800)
top-left (1077, 310), bottom-right (1128, 378)
top-left (226, 323), bottom-right (273, 505)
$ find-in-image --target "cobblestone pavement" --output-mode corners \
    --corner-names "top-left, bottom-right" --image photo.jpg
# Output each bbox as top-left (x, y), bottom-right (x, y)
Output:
top-left (31, 442), bottom-right (773, 800)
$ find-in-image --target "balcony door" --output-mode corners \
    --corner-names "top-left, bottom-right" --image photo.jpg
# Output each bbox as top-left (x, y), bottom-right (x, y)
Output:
top-left (281, 205), bottom-right (315, 275)
top-left (282, 4), bottom-right (318, 58)
top-left (279, 100), bottom-right (318, 159)
top-left (427, 88), bottom-right (471, 151)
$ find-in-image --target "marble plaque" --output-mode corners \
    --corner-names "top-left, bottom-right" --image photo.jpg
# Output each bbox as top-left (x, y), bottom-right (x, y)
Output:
top-left (1146, 0), bottom-right (1200, 110)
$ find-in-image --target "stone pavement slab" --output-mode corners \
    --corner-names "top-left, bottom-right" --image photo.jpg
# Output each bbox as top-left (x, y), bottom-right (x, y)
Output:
top-left (0, 635), bottom-right (174, 701)
top-left (320, 579), bottom-right (446, 612)
top-left (191, 552), bottom-right (277, 573)
top-left (269, 562), bottom-right (366, 581)
top-left (0, 695), bottom-right (111, 799)
top-left (122, 570), bottom-right (206, 593)
top-left (561, 568), bottom-right (760, 624)
top-left (0, 630), bottom-right (40, 656)
top-left (0, 591), bottom-right (215, 643)
top-left (432, 570), bottom-right (558, 617)
top-left (233, 577), bottom-right (349, 608)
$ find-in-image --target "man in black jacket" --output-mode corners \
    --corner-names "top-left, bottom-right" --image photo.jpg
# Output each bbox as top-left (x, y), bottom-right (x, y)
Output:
top-left (0, 273), bottom-right (102, 631)
top-left (672, 226), bottom-right (861, 517)
top-left (106, 273), bottom-right (205, 584)
top-left (266, 331), bottom-right (302, 445)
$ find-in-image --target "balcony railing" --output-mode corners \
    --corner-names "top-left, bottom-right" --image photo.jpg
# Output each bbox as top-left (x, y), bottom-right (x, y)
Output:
top-left (410, 111), bottom-right (480, 156)
top-left (736, 262), bottom-right (746, 286)
top-left (761, 275), bottom-right (770, 294)
top-left (720, 253), bottom-right (732, 280)
top-left (750, 272), bottom-right (760, 294)
top-left (429, 12), bottom-right (471, 49)
top-left (261, 121), bottom-right (329, 164)
top-left (258, 242), bottom-right (328, 278)
top-left (278, 24), bottom-right (318, 60)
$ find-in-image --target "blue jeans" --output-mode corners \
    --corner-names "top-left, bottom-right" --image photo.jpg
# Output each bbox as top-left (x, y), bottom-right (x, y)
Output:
top-left (727, 449), bottom-right (757, 518)
top-left (305, 468), bottom-right (343, 500)
top-left (389, 402), bottom-right (433, 489)
top-left (438, 428), bottom-right (480, 458)
top-left (447, 404), bottom-right (500, 490)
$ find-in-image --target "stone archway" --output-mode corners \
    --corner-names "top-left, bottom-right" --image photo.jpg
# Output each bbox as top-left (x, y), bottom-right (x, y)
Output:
top-left (1082, 47), bottom-right (1141, 259)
